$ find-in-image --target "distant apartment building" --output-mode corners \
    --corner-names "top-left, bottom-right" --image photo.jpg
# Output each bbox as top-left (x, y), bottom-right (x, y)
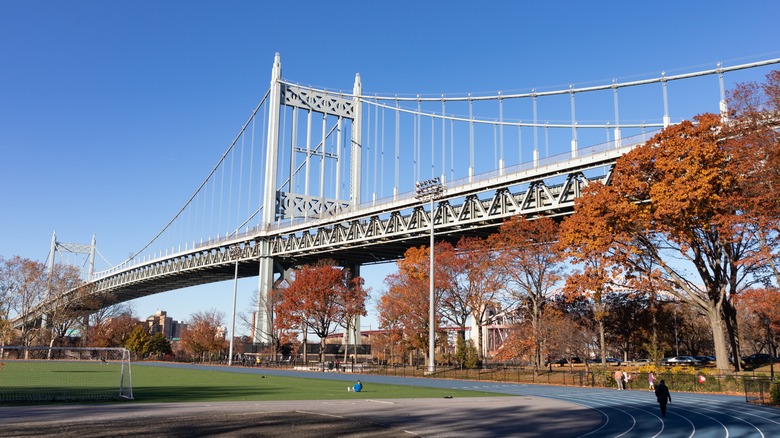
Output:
top-left (145, 310), bottom-right (186, 340)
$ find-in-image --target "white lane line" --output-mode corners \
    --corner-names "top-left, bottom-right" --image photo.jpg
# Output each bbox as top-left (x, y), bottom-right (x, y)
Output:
top-left (573, 406), bottom-right (611, 438)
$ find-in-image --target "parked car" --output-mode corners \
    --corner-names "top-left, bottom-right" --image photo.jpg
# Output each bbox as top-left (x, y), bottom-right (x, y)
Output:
top-left (693, 356), bottom-right (715, 365)
top-left (743, 353), bottom-right (778, 366)
top-left (552, 356), bottom-right (582, 365)
top-left (662, 356), bottom-right (701, 366)
top-left (587, 357), bottom-right (622, 365)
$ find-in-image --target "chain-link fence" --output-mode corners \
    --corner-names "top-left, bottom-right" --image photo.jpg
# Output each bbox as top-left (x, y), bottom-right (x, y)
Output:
top-left (359, 364), bottom-right (778, 404)
top-left (744, 376), bottom-right (779, 404)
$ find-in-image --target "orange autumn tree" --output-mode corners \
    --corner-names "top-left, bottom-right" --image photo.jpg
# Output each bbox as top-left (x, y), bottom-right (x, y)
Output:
top-left (560, 112), bottom-right (772, 371)
top-left (41, 263), bottom-right (83, 356)
top-left (378, 246), bottom-right (433, 363)
top-left (87, 311), bottom-right (140, 348)
top-left (3, 256), bottom-right (48, 348)
top-left (429, 242), bottom-right (469, 345)
top-left (451, 236), bottom-right (503, 361)
top-left (725, 70), bottom-right (780, 284)
top-left (736, 287), bottom-right (780, 356)
top-left (539, 305), bottom-right (590, 367)
top-left (275, 260), bottom-right (366, 364)
top-left (559, 256), bottom-right (618, 367)
top-left (180, 309), bottom-right (228, 362)
top-left (490, 216), bottom-right (563, 369)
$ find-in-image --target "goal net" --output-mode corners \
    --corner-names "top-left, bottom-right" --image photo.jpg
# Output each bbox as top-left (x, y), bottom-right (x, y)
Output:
top-left (0, 346), bottom-right (133, 402)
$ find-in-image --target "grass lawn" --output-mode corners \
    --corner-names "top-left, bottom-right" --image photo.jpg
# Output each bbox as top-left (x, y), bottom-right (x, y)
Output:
top-left (0, 361), bottom-right (506, 404)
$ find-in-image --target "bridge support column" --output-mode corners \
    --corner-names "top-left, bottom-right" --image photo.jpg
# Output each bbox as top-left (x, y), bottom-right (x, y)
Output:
top-left (346, 264), bottom-right (362, 347)
top-left (254, 255), bottom-right (274, 345)
top-left (262, 52), bottom-right (282, 229)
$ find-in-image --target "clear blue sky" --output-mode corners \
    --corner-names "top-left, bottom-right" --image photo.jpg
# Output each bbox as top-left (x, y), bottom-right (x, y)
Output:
top-left (2, 1), bottom-right (779, 334)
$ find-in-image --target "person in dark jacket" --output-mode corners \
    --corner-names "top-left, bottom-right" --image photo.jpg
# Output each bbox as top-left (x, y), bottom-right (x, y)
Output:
top-left (654, 379), bottom-right (671, 417)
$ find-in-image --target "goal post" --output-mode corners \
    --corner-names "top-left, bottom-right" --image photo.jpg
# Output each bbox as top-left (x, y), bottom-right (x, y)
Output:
top-left (0, 346), bottom-right (133, 402)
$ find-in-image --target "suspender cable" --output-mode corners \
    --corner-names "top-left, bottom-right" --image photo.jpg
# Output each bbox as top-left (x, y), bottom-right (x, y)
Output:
top-left (373, 97), bottom-right (379, 203)
top-left (493, 122), bottom-right (498, 171)
top-left (235, 131), bottom-right (245, 235)
top-left (218, 150), bottom-right (225, 239)
top-left (335, 116), bottom-right (342, 201)
top-left (415, 96), bottom-right (420, 183)
top-left (381, 106), bottom-right (385, 198)
top-left (570, 85), bottom-right (578, 158)
top-left (209, 174), bottom-right (216, 242)
top-left (499, 92), bottom-right (504, 174)
top-left (545, 122), bottom-right (549, 158)
top-left (533, 90), bottom-right (538, 154)
top-left (246, 115), bottom-right (256, 227)
top-left (193, 186), bottom-right (200, 244)
top-left (305, 109), bottom-right (312, 196)
top-left (200, 170), bottom-right (208, 242)
top-left (320, 112), bottom-right (326, 199)
top-left (469, 94), bottom-right (474, 181)
top-left (441, 98), bottom-right (446, 182)
top-left (518, 124), bottom-right (522, 164)
top-left (450, 118), bottom-right (454, 183)
top-left (226, 134), bottom-right (236, 236)
top-left (258, 101), bottom-right (268, 228)
top-left (431, 111), bottom-right (435, 179)
top-left (186, 192), bottom-right (192, 248)
top-left (613, 79), bottom-right (621, 148)
top-left (394, 99), bottom-right (400, 199)
top-left (290, 107), bottom-right (298, 193)
top-left (368, 101), bottom-right (373, 198)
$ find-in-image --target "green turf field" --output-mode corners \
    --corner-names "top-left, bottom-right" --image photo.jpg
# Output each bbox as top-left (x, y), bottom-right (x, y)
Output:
top-left (0, 361), bottom-right (505, 404)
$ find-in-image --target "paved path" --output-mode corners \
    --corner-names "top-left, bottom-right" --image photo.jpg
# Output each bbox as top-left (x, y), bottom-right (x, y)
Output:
top-left (2, 396), bottom-right (595, 437)
top-left (3, 363), bottom-right (779, 437)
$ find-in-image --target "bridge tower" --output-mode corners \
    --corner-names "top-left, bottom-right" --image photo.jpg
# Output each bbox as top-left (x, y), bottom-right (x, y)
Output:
top-left (255, 53), bottom-right (363, 345)
top-left (48, 231), bottom-right (96, 282)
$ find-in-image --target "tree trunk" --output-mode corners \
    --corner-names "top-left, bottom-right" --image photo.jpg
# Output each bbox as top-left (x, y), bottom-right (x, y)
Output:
top-left (722, 298), bottom-right (742, 372)
top-left (47, 335), bottom-right (57, 359)
top-left (707, 306), bottom-right (731, 371)
top-left (476, 317), bottom-right (484, 361)
top-left (302, 329), bottom-right (308, 365)
top-left (598, 317), bottom-right (606, 366)
top-left (532, 299), bottom-right (541, 369)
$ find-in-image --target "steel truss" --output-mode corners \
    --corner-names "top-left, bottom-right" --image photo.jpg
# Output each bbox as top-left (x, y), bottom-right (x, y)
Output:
top-left (79, 145), bottom-right (624, 307)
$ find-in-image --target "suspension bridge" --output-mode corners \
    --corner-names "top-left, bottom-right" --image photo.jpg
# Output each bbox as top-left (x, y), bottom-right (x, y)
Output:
top-left (31, 54), bottom-right (780, 344)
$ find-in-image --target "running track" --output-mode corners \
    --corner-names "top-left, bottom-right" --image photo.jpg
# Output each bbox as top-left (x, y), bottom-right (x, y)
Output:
top-left (167, 363), bottom-right (780, 438)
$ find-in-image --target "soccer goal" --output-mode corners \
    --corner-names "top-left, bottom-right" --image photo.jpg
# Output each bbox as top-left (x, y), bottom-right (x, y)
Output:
top-left (0, 346), bottom-right (133, 402)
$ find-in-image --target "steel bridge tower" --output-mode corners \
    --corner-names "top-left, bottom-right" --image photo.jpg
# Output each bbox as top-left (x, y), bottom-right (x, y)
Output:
top-left (256, 53), bottom-right (363, 346)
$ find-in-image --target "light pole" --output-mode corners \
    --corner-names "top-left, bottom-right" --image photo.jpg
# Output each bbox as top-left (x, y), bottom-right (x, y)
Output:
top-left (763, 317), bottom-right (775, 381)
top-left (415, 177), bottom-right (445, 375)
top-left (228, 245), bottom-right (241, 366)
top-left (674, 301), bottom-right (679, 356)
